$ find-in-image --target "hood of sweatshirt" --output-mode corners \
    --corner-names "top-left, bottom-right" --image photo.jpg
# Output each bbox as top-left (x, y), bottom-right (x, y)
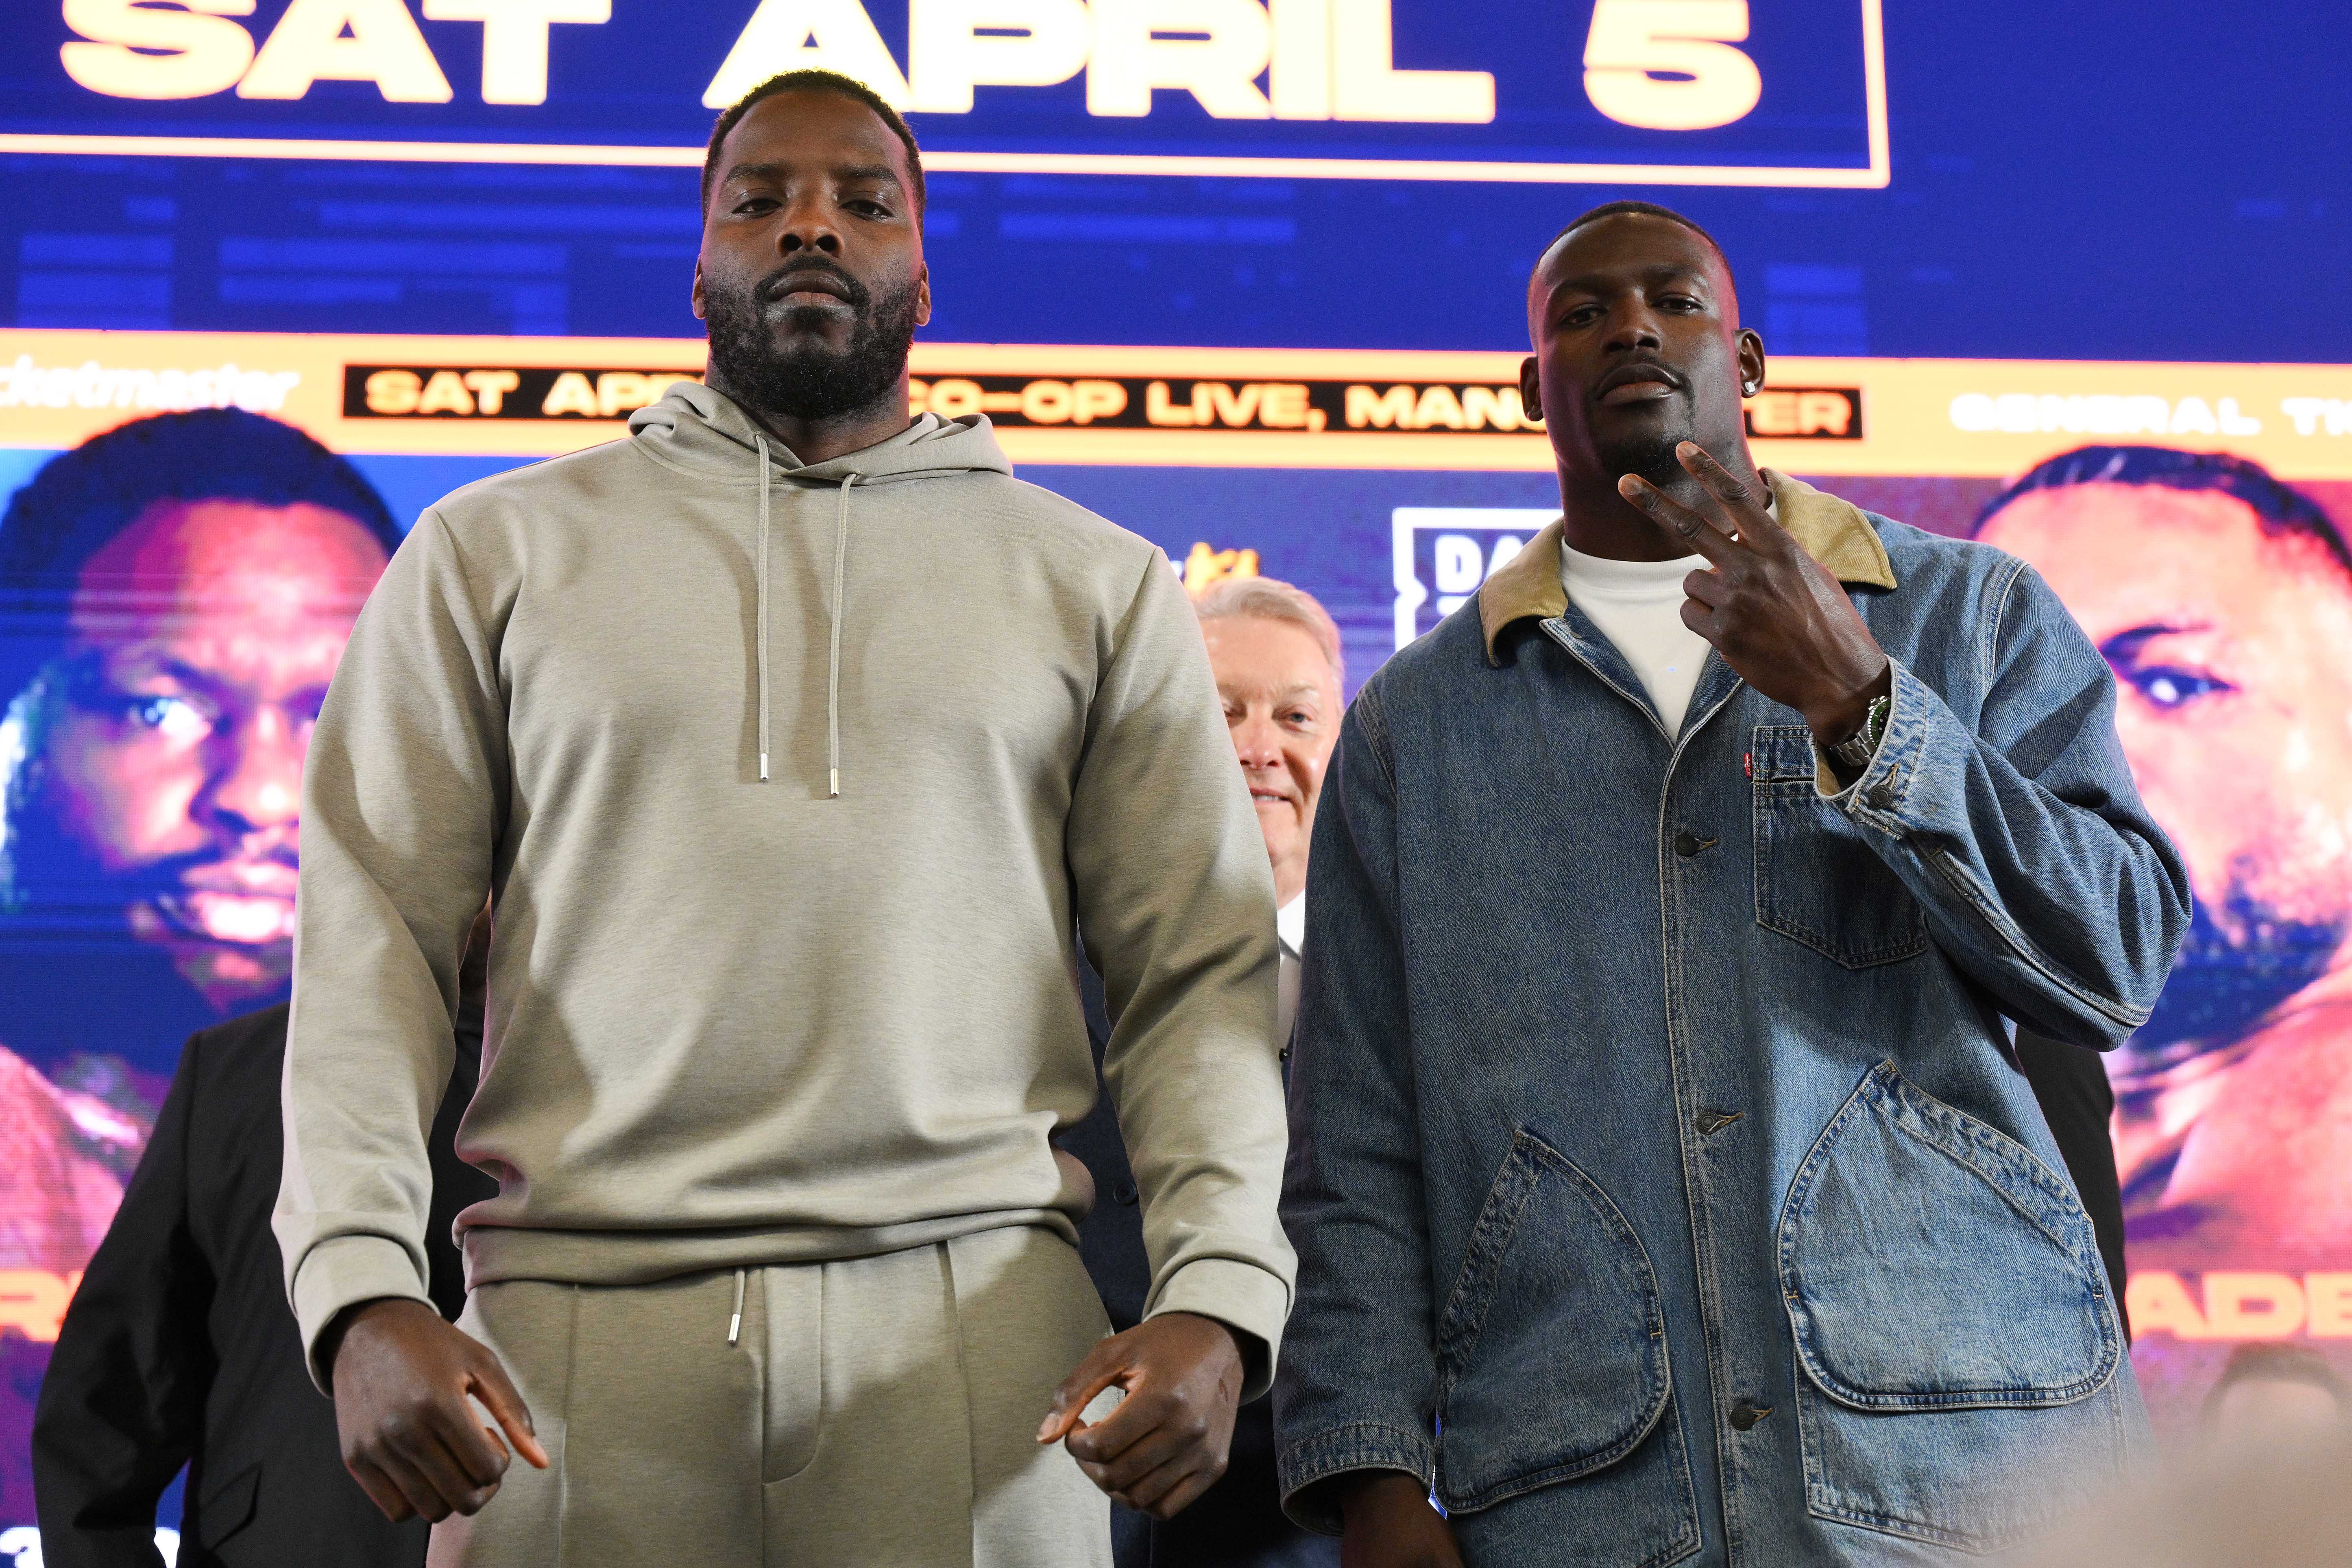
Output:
top-left (628, 382), bottom-right (1014, 796)
top-left (627, 379), bottom-right (1013, 486)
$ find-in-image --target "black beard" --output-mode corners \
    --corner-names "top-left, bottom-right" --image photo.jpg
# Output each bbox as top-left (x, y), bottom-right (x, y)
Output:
top-left (2125, 886), bottom-right (2345, 1060)
top-left (1598, 427), bottom-right (1694, 489)
top-left (703, 264), bottom-right (921, 425)
top-left (2, 739), bottom-right (223, 932)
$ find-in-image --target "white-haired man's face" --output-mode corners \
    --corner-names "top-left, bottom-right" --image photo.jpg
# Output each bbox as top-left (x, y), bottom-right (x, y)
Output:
top-left (1203, 614), bottom-right (1341, 907)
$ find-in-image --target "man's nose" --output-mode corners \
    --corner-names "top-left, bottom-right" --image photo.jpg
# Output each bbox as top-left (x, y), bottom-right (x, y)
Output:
top-left (1603, 301), bottom-right (1663, 354)
top-left (203, 707), bottom-right (303, 836)
top-left (776, 198), bottom-right (844, 257)
top-left (1231, 714), bottom-right (1283, 767)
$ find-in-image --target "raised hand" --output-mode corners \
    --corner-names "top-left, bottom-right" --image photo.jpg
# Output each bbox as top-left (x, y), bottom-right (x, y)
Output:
top-left (1618, 441), bottom-right (1891, 747)
top-left (326, 1296), bottom-right (549, 1523)
top-left (1037, 1311), bottom-right (1245, 1520)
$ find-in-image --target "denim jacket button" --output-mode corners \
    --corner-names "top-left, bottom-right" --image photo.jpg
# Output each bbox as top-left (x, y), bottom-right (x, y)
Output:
top-left (1112, 1181), bottom-right (1140, 1206)
top-left (1696, 1108), bottom-right (1744, 1135)
top-left (1728, 1402), bottom-right (1771, 1431)
top-left (1673, 830), bottom-right (1703, 857)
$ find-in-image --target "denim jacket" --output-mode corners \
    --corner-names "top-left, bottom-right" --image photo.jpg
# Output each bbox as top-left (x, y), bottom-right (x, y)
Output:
top-left (1275, 474), bottom-right (2190, 1565)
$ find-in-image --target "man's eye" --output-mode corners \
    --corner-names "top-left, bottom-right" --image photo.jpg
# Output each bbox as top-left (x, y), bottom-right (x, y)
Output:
top-left (128, 696), bottom-right (212, 743)
top-left (2127, 666), bottom-right (2234, 710)
top-left (733, 196), bottom-right (776, 215)
top-left (1563, 306), bottom-right (1602, 327)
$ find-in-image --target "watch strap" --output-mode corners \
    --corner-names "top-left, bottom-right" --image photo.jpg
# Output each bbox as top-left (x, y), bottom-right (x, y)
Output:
top-left (1828, 693), bottom-right (1890, 774)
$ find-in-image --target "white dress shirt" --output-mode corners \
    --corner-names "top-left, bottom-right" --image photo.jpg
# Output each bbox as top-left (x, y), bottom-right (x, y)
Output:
top-left (1275, 893), bottom-right (1306, 1049)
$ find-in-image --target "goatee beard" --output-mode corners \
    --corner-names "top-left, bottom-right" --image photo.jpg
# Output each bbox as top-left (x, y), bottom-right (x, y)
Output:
top-left (704, 267), bottom-right (921, 425)
top-left (2123, 887), bottom-right (2345, 1062)
top-left (1596, 427), bottom-right (1693, 489)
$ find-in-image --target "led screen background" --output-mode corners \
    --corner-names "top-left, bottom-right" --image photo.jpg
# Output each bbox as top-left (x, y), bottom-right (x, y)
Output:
top-left (4, 1), bottom-right (2352, 1553)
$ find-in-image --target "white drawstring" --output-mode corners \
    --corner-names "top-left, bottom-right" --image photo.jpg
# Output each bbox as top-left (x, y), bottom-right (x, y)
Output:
top-left (748, 444), bottom-right (855, 796)
top-left (753, 437), bottom-right (773, 784)
top-left (728, 1267), bottom-right (746, 1346)
top-left (827, 475), bottom-right (858, 799)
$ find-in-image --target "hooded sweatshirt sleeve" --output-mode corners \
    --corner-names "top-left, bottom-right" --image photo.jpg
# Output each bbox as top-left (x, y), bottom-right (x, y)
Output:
top-left (1067, 552), bottom-right (1294, 1396)
top-left (274, 508), bottom-right (507, 1387)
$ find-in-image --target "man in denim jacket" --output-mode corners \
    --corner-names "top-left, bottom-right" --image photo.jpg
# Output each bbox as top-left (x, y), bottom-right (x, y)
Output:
top-left (1273, 203), bottom-right (2191, 1566)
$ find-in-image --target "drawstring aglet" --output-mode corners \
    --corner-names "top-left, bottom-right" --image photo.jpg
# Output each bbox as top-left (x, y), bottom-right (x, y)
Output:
top-left (829, 768), bottom-right (839, 799)
top-left (727, 1267), bottom-right (746, 1346)
top-left (759, 753), bottom-right (770, 783)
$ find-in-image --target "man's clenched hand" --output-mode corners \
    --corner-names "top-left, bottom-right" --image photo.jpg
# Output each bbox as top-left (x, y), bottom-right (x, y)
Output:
top-left (1037, 1311), bottom-right (1245, 1519)
top-left (326, 1297), bottom-right (549, 1523)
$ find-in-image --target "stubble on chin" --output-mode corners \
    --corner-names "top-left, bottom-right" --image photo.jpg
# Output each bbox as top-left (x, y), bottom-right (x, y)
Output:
top-left (125, 900), bottom-right (292, 1014)
top-left (1593, 424), bottom-right (1695, 488)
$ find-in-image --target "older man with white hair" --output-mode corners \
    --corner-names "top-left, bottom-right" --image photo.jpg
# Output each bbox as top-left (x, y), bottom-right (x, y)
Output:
top-left (1064, 575), bottom-right (1347, 1568)
top-left (1193, 577), bottom-right (1346, 1048)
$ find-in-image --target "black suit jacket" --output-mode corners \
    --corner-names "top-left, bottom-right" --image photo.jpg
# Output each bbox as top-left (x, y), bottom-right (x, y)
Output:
top-left (2014, 1027), bottom-right (2131, 1336)
top-left (1062, 959), bottom-right (1339, 1568)
top-left (31, 1002), bottom-right (493, 1567)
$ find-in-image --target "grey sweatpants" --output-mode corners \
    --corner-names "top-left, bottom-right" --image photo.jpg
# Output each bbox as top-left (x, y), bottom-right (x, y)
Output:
top-left (427, 1226), bottom-right (1116, 1567)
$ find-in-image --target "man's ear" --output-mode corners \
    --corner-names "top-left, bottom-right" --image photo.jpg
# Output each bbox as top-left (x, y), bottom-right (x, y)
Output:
top-left (916, 265), bottom-right (933, 330)
top-left (1736, 329), bottom-right (1766, 399)
top-left (1519, 355), bottom-right (1541, 412)
top-left (689, 259), bottom-right (707, 323)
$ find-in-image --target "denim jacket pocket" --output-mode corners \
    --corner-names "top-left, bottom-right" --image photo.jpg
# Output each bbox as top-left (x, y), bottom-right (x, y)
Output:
top-left (1433, 1128), bottom-right (1675, 1515)
top-left (1778, 1062), bottom-right (2130, 1553)
top-left (1751, 725), bottom-right (1929, 968)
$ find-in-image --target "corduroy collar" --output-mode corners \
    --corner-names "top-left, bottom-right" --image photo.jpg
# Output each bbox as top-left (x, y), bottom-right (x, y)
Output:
top-left (1477, 469), bottom-right (1897, 666)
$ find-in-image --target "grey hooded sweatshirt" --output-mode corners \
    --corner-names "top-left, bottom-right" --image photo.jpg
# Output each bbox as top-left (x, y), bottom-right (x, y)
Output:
top-left (275, 384), bottom-right (1292, 1390)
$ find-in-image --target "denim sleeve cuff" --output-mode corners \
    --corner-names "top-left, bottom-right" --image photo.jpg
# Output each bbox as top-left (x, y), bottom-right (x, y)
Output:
top-left (1148, 1256), bottom-right (1291, 1401)
top-left (1277, 1421), bottom-right (1436, 1535)
top-left (1816, 659), bottom-right (1934, 835)
top-left (291, 1233), bottom-right (435, 1394)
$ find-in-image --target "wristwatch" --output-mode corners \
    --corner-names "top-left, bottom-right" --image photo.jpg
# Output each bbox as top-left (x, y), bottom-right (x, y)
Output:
top-left (1827, 693), bottom-right (1891, 775)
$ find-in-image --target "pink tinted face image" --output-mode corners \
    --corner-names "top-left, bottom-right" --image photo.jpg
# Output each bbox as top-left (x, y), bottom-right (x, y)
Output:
top-left (42, 499), bottom-right (388, 1010)
top-left (1979, 484), bottom-right (2352, 945)
top-left (1202, 614), bottom-right (1342, 904)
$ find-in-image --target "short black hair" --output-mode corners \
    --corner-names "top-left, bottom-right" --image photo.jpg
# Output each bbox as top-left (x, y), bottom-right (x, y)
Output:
top-left (1539, 200), bottom-right (1734, 287)
top-left (0, 408), bottom-right (399, 695)
top-left (1972, 444), bottom-right (2352, 576)
top-left (701, 70), bottom-right (926, 223)
top-left (2203, 1342), bottom-right (2352, 1424)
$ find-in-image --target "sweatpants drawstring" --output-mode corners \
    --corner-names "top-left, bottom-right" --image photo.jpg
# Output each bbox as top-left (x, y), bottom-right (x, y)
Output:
top-left (728, 1267), bottom-right (746, 1346)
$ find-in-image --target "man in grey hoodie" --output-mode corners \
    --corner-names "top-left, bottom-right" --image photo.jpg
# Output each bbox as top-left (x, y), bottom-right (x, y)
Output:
top-left (275, 71), bottom-right (1292, 1567)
